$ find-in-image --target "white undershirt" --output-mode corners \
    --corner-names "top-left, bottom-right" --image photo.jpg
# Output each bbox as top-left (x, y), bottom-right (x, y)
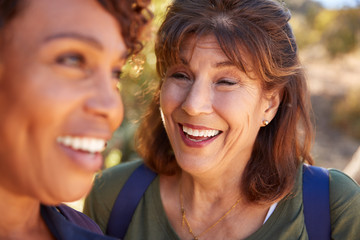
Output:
top-left (263, 202), bottom-right (278, 224)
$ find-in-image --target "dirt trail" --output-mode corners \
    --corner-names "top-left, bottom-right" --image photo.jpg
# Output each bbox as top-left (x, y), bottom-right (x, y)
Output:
top-left (302, 47), bottom-right (360, 170)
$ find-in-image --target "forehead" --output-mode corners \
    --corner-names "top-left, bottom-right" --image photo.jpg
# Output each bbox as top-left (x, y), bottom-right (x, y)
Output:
top-left (4, 0), bottom-right (125, 55)
top-left (180, 35), bottom-right (226, 58)
top-left (17, 0), bottom-right (107, 26)
top-left (176, 34), bottom-right (261, 84)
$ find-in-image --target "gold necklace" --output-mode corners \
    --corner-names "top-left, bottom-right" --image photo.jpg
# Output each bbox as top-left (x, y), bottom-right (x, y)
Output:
top-left (179, 189), bottom-right (242, 240)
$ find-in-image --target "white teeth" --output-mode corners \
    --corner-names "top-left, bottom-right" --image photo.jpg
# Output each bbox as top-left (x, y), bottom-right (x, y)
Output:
top-left (182, 126), bottom-right (220, 138)
top-left (57, 136), bottom-right (106, 153)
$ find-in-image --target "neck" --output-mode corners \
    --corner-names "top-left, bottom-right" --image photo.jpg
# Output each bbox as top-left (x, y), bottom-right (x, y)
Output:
top-left (176, 171), bottom-right (247, 234)
top-left (160, 165), bottom-right (272, 240)
top-left (180, 161), bottom-right (246, 205)
top-left (0, 185), bottom-right (47, 238)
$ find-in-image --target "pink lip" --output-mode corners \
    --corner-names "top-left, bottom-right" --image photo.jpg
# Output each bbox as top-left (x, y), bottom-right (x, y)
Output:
top-left (179, 124), bottom-right (220, 148)
top-left (58, 144), bottom-right (103, 172)
top-left (63, 125), bottom-right (113, 140)
top-left (62, 133), bottom-right (111, 141)
top-left (181, 123), bottom-right (219, 131)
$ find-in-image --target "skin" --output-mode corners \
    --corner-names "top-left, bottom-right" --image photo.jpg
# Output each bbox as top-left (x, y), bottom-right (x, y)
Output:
top-left (159, 35), bottom-right (280, 239)
top-left (0, 0), bottom-right (125, 239)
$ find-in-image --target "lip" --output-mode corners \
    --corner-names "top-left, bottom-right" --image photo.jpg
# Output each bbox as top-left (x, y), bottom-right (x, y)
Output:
top-left (61, 131), bottom-right (112, 140)
top-left (58, 143), bottom-right (104, 172)
top-left (181, 123), bottom-right (218, 131)
top-left (179, 123), bottom-right (221, 148)
top-left (57, 134), bottom-right (109, 172)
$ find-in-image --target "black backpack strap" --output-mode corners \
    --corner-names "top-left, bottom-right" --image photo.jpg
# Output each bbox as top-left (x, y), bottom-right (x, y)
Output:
top-left (302, 164), bottom-right (331, 240)
top-left (106, 163), bottom-right (157, 239)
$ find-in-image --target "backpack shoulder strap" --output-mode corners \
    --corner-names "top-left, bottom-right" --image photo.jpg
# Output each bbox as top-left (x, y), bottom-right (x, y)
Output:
top-left (56, 204), bottom-right (104, 234)
top-left (302, 164), bottom-right (331, 240)
top-left (106, 163), bottom-right (157, 239)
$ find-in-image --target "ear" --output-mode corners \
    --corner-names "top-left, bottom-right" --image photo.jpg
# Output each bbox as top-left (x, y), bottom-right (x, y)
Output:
top-left (262, 90), bottom-right (281, 125)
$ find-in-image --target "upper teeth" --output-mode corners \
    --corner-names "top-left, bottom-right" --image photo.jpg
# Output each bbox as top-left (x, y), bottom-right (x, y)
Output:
top-left (56, 136), bottom-right (106, 153)
top-left (182, 126), bottom-right (219, 137)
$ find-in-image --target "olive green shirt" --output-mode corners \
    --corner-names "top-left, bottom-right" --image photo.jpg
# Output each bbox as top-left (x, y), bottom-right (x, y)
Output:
top-left (84, 160), bottom-right (360, 240)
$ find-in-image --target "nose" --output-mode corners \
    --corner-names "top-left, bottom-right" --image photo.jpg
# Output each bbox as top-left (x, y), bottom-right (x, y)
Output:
top-left (85, 72), bottom-right (123, 129)
top-left (181, 79), bottom-right (213, 116)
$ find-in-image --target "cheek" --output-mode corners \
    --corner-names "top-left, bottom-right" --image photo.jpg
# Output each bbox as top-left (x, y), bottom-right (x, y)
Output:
top-left (213, 92), bottom-right (263, 128)
top-left (159, 83), bottom-right (186, 137)
top-left (159, 83), bottom-right (183, 117)
top-left (25, 83), bottom-right (82, 130)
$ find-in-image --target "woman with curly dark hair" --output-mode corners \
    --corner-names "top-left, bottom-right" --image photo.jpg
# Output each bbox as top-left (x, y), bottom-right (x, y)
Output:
top-left (85, 0), bottom-right (360, 239)
top-left (0, 0), bottom-right (151, 239)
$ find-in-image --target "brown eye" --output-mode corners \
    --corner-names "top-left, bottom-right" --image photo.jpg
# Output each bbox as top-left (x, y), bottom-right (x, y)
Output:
top-left (56, 53), bottom-right (85, 68)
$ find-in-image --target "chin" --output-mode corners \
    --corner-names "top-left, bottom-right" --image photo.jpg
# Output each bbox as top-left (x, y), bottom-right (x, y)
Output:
top-left (41, 176), bottom-right (94, 206)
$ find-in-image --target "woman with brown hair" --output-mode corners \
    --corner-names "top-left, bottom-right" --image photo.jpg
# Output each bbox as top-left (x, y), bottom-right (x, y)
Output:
top-left (84, 0), bottom-right (360, 239)
top-left (0, 0), bottom-right (150, 239)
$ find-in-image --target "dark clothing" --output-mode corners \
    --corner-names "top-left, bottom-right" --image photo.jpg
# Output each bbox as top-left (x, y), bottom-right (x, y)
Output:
top-left (41, 204), bottom-right (118, 240)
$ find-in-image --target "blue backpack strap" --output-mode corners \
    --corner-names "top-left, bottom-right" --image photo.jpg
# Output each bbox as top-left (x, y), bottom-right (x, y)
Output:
top-left (106, 163), bottom-right (157, 239)
top-left (302, 164), bottom-right (331, 240)
top-left (57, 204), bottom-right (104, 234)
top-left (41, 205), bottom-right (117, 240)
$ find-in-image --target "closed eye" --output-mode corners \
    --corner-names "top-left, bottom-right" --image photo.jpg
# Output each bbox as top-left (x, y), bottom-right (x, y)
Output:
top-left (216, 79), bottom-right (238, 86)
top-left (170, 72), bottom-right (190, 81)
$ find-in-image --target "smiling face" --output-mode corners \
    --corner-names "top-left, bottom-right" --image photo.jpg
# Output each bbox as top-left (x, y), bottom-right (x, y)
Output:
top-left (0, 0), bottom-right (126, 204)
top-left (160, 35), bottom-right (280, 176)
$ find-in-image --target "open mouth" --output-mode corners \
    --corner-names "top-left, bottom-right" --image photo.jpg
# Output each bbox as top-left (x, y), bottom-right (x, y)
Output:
top-left (181, 124), bottom-right (221, 143)
top-left (56, 136), bottom-right (106, 154)
top-left (56, 135), bottom-right (107, 172)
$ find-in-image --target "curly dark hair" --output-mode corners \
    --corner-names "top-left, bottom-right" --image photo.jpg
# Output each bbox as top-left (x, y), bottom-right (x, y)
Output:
top-left (0, 0), bottom-right (152, 55)
top-left (98, 0), bottom-right (152, 55)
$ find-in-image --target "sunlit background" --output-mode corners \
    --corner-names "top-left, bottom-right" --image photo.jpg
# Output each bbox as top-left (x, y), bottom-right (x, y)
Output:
top-left (68, 0), bottom-right (360, 210)
top-left (314, 0), bottom-right (359, 9)
top-left (109, 0), bottom-right (360, 169)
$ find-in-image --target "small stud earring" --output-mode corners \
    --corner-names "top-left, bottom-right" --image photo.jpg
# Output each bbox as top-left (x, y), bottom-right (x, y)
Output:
top-left (262, 120), bottom-right (269, 126)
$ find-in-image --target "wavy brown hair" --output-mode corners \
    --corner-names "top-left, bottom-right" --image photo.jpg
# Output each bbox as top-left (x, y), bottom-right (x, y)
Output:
top-left (136, 0), bottom-right (314, 204)
top-left (0, 0), bottom-right (152, 55)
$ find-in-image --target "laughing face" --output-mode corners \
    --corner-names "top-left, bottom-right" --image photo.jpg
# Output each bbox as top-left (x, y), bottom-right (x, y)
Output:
top-left (0, 0), bottom-right (125, 204)
top-left (160, 35), bottom-right (280, 176)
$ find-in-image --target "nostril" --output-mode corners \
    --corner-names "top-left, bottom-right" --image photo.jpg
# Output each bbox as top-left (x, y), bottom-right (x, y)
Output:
top-left (181, 96), bottom-right (213, 116)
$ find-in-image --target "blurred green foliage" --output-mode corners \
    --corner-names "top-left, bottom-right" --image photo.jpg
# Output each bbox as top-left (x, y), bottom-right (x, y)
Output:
top-left (104, 0), bottom-right (171, 167)
top-left (333, 89), bottom-right (360, 140)
top-left (322, 9), bottom-right (360, 56)
top-left (289, 0), bottom-right (360, 56)
top-left (103, 0), bottom-right (360, 168)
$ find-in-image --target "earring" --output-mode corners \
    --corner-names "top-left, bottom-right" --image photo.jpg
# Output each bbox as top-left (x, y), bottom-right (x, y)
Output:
top-left (262, 120), bottom-right (269, 126)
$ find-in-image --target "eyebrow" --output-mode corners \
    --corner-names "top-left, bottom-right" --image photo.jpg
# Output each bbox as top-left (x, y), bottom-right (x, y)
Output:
top-left (43, 32), bottom-right (128, 60)
top-left (214, 61), bottom-right (235, 68)
top-left (44, 32), bottom-right (103, 50)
